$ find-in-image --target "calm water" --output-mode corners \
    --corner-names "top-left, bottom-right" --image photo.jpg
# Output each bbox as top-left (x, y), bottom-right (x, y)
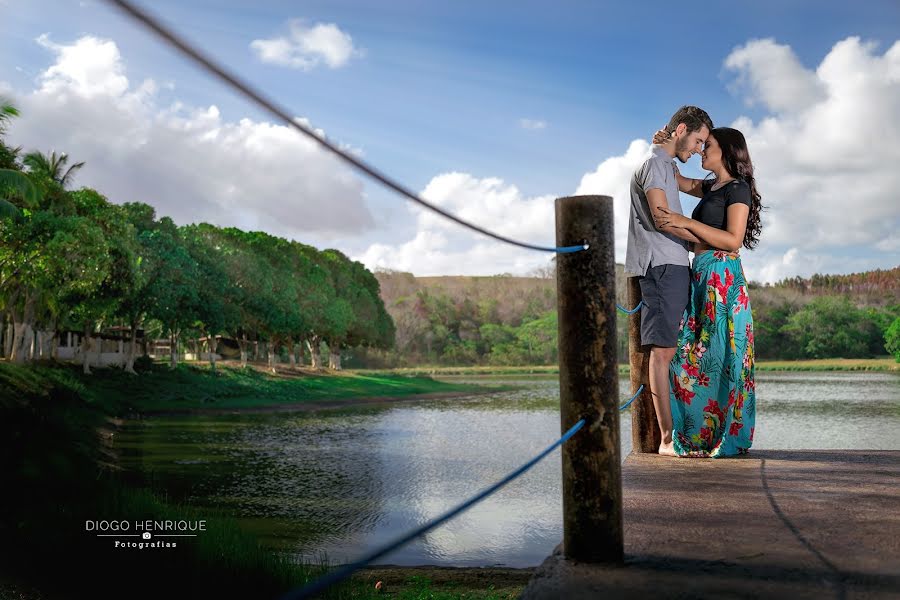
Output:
top-left (117, 372), bottom-right (900, 568)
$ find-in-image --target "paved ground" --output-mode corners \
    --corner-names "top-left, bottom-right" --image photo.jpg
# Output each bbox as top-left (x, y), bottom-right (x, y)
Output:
top-left (521, 450), bottom-right (900, 599)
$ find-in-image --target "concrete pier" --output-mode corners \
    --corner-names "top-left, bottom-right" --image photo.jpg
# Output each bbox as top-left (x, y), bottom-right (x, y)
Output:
top-left (521, 450), bottom-right (900, 599)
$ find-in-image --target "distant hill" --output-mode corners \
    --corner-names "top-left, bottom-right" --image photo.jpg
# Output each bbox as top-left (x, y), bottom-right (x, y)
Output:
top-left (375, 264), bottom-right (899, 318)
top-left (754, 266), bottom-right (900, 307)
top-left (370, 264), bottom-right (898, 366)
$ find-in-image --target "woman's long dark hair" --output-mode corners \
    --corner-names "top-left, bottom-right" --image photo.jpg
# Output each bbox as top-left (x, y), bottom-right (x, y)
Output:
top-left (708, 127), bottom-right (763, 250)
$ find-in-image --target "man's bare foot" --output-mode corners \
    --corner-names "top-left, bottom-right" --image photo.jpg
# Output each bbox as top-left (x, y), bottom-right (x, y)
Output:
top-left (658, 442), bottom-right (677, 457)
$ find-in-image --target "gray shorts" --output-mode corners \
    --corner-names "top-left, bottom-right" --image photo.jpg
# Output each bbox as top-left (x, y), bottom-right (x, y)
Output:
top-left (637, 264), bottom-right (690, 348)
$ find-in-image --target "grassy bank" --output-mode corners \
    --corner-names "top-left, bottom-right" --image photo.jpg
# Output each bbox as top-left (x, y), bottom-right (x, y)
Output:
top-left (0, 361), bottom-right (523, 600)
top-left (1, 360), bottom-right (495, 415)
top-left (375, 357), bottom-right (899, 378)
top-left (752, 357), bottom-right (899, 371)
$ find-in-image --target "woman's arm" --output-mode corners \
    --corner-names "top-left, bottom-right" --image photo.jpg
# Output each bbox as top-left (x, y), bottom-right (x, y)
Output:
top-left (656, 204), bottom-right (749, 252)
top-left (675, 172), bottom-right (705, 198)
top-left (650, 127), bottom-right (706, 198)
top-left (661, 225), bottom-right (702, 244)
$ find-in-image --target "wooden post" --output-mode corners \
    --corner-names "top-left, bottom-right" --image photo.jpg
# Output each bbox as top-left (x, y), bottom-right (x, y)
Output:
top-left (555, 194), bottom-right (623, 563)
top-left (627, 278), bottom-right (660, 452)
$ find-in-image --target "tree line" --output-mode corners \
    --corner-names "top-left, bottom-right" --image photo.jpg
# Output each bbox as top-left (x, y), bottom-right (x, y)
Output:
top-left (0, 99), bottom-right (394, 373)
top-left (362, 267), bottom-right (900, 368)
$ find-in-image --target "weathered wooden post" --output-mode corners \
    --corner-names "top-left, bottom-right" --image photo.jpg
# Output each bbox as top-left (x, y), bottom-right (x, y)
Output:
top-left (627, 278), bottom-right (660, 452)
top-left (555, 194), bottom-right (623, 563)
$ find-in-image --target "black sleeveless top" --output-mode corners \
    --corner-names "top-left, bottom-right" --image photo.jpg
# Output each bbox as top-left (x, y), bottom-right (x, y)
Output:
top-left (691, 179), bottom-right (752, 230)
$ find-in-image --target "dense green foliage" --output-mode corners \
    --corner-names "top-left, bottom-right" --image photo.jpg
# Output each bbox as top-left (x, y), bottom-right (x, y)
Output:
top-left (0, 100), bottom-right (394, 372)
top-left (885, 317), bottom-right (900, 362)
top-left (367, 268), bottom-right (899, 367)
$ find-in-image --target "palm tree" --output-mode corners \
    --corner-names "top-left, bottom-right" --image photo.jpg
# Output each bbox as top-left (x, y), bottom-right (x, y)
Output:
top-left (0, 99), bottom-right (38, 218)
top-left (23, 150), bottom-right (85, 189)
top-left (0, 170), bottom-right (38, 217)
top-left (0, 99), bottom-right (18, 135)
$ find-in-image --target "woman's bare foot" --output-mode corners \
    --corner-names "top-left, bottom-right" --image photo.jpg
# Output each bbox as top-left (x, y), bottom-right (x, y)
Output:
top-left (658, 442), bottom-right (677, 457)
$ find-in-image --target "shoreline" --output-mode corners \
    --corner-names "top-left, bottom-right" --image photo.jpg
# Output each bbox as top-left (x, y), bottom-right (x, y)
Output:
top-left (372, 357), bottom-right (899, 378)
top-left (134, 387), bottom-right (506, 417)
top-left (125, 358), bottom-right (898, 416)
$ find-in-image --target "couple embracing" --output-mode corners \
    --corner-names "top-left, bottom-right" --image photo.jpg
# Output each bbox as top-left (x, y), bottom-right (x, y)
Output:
top-left (626, 105), bottom-right (763, 458)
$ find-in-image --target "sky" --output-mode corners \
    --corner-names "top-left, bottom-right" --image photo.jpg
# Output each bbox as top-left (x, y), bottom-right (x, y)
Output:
top-left (1, 0), bottom-right (898, 283)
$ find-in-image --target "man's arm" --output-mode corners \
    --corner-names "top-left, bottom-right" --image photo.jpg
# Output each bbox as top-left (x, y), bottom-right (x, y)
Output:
top-left (647, 188), bottom-right (702, 243)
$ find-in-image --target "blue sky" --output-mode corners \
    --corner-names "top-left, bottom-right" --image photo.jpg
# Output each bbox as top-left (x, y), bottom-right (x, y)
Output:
top-left (2, 0), bottom-right (899, 281)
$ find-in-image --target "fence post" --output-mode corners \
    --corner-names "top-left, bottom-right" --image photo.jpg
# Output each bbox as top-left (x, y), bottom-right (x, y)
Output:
top-left (627, 278), bottom-right (660, 452)
top-left (555, 194), bottom-right (623, 563)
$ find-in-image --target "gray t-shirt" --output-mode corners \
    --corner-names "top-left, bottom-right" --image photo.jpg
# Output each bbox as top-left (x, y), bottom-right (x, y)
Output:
top-left (624, 145), bottom-right (690, 277)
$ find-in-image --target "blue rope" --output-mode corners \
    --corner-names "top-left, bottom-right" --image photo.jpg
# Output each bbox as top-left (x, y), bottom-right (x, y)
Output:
top-left (278, 418), bottom-right (586, 600)
top-left (280, 382), bottom-right (645, 599)
top-left (554, 243), bottom-right (590, 253)
top-left (616, 300), bottom-right (643, 314)
top-left (619, 384), bottom-right (644, 410)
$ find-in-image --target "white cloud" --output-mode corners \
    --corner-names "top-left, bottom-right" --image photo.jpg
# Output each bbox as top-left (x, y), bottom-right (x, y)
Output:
top-left (35, 33), bottom-right (128, 98)
top-left (748, 246), bottom-right (895, 284)
top-left (6, 34), bottom-right (373, 239)
top-left (358, 173), bottom-right (561, 276)
top-left (519, 118), bottom-right (547, 130)
top-left (723, 37), bottom-right (900, 279)
top-left (575, 139), bottom-right (651, 261)
top-left (250, 19), bottom-right (362, 70)
top-left (724, 38), bottom-right (826, 113)
top-left (357, 36), bottom-right (899, 282)
top-left (876, 236), bottom-right (900, 252)
top-left (355, 142), bottom-right (653, 278)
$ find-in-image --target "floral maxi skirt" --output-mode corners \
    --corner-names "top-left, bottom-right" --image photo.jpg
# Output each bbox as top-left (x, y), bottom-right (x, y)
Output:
top-left (669, 250), bottom-right (756, 457)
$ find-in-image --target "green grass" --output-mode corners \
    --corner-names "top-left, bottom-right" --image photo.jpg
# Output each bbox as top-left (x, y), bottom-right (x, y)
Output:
top-left (373, 365), bottom-right (622, 377)
top-left (350, 573), bottom-right (524, 599)
top-left (367, 357), bottom-right (899, 378)
top-left (752, 357), bottom-right (899, 371)
top-left (0, 361), bottom-right (495, 414)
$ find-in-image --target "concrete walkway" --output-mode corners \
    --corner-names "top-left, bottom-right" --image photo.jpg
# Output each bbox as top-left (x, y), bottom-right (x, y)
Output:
top-left (520, 450), bottom-right (900, 599)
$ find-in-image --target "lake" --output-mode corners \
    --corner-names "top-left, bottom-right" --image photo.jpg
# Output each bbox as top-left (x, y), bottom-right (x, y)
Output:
top-left (116, 371), bottom-right (900, 568)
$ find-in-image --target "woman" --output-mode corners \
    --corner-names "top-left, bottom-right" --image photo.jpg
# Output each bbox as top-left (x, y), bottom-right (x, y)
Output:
top-left (651, 126), bottom-right (763, 457)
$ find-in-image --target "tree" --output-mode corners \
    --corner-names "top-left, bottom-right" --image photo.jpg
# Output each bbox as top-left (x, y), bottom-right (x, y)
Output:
top-left (142, 218), bottom-right (200, 369)
top-left (239, 231), bottom-right (304, 372)
top-left (0, 99), bottom-right (39, 218)
top-left (293, 242), bottom-right (336, 370)
top-left (885, 317), bottom-right (900, 362)
top-left (63, 190), bottom-right (139, 373)
top-left (180, 224), bottom-right (241, 372)
top-left (516, 310), bottom-right (558, 364)
top-left (319, 250), bottom-right (357, 370)
top-left (0, 170), bottom-right (38, 218)
top-left (1, 210), bottom-right (109, 365)
top-left (23, 150), bottom-right (85, 189)
top-left (781, 296), bottom-right (871, 359)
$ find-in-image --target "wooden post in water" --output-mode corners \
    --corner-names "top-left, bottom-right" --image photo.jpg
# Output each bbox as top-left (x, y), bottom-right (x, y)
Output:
top-left (555, 194), bottom-right (623, 563)
top-left (627, 278), bottom-right (660, 452)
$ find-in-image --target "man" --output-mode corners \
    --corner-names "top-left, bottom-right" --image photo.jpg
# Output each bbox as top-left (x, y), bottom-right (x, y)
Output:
top-left (625, 105), bottom-right (713, 456)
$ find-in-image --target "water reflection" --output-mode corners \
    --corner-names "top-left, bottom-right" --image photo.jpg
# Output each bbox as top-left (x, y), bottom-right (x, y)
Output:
top-left (117, 372), bottom-right (899, 567)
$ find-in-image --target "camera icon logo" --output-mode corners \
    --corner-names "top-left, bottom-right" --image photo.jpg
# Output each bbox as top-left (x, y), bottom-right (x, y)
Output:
top-left (142, 532), bottom-right (152, 540)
